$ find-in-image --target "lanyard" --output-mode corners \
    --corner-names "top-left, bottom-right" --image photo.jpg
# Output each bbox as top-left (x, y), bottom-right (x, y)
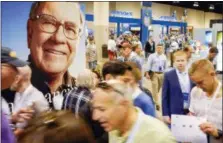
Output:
top-left (204, 82), bottom-right (221, 120)
top-left (125, 111), bottom-right (142, 143)
top-left (155, 54), bottom-right (163, 72)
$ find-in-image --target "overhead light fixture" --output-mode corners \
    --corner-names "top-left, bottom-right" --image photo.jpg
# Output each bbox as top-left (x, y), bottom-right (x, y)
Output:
top-left (209, 4), bottom-right (214, 10)
top-left (173, 1), bottom-right (179, 4)
top-left (193, 2), bottom-right (199, 7)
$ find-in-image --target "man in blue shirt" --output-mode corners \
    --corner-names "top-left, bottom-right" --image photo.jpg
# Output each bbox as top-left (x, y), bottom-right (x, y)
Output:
top-left (147, 44), bottom-right (168, 74)
top-left (146, 44), bottom-right (168, 111)
top-left (102, 61), bottom-right (155, 117)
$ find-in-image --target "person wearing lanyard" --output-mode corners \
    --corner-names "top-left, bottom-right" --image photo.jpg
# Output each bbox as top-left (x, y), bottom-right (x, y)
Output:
top-left (189, 59), bottom-right (222, 143)
top-left (147, 44), bottom-right (168, 74)
top-left (146, 44), bottom-right (168, 110)
top-left (92, 80), bottom-right (176, 143)
top-left (162, 51), bottom-right (195, 125)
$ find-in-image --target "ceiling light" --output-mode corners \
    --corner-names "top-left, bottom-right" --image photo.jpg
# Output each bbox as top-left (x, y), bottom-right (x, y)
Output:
top-left (173, 1), bottom-right (179, 4)
top-left (209, 4), bottom-right (214, 10)
top-left (193, 2), bottom-right (199, 7)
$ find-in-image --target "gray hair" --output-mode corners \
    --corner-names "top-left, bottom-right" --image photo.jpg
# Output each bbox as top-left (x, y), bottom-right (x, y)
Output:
top-left (76, 69), bottom-right (95, 89)
top-left (97, 80), bottom-right (134, 102)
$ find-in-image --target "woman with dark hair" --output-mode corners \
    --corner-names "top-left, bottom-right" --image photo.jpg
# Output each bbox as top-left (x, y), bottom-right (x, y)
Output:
top-left (145, 36), bottom-right (156, 58)
top-left (18, 111), bottom-right (96, 143)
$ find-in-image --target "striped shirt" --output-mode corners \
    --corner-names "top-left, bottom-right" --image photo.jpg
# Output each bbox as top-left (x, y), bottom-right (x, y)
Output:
top-left (62, 86), bottom-right (92, 116)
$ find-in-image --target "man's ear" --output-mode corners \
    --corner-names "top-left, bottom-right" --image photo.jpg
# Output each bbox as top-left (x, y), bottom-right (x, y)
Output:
top-left (27, 20), bottom-right (33, 49)
top-left (105, 74), bottom-right (114, 81)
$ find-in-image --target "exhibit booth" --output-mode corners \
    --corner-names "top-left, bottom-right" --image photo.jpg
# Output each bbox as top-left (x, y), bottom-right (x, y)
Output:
top-left (212, 23), bottom-right (222, 73)
top-left (193, 25), bottom-right (222, 73)
top-left (149, 20), bottom-right (187, 44)
top-left (85, 14), bottom-right (187, 47)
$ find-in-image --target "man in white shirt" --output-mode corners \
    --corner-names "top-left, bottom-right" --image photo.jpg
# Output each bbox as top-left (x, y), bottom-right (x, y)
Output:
top-left (147, 44), bottom-right (168, 73)
top-left (86, 37), bottom-right (97, 69)
top-left (207, 47), bottom-right (218, 70)
top-left (183, 46), bottom-right (194, 68)
top-left (1, 47), bottom-right (35, 137)
top-left (11, 66), bottom-right (49, 114)
top-left (92, 80), bottom-right (176, 143)
top-left (108, 35), bottom-right (117, 60)
top-left (2, 65), bottom-right (49, 130)
top-left (189, 59), bottom-right (222, 142)
top-left (169, 37), bottom-right (179, 53)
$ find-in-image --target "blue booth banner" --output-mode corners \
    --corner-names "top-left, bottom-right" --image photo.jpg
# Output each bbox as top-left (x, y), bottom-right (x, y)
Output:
top-left (121, 23), bottom-right (130, 33)
top-left (141, 7), bottom-right (152, 47)
top-left (172, 10), bottom-right (177, 21)
top-left (159, 16), bottom-right (177, 22)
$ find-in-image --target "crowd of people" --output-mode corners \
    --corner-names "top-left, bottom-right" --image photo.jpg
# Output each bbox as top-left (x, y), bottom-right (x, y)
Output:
top-left (1, 2), bottom-right (222, 143)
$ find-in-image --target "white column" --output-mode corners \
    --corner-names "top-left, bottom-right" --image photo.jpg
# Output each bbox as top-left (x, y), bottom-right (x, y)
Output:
top-left (94, 2), bottom-right (109, 65)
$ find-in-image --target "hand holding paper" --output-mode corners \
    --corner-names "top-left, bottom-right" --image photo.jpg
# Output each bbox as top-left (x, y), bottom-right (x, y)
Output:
top-left (199, 122), bottom-right (219, 137)
top-left (171, 114), bottom-right (208, 143)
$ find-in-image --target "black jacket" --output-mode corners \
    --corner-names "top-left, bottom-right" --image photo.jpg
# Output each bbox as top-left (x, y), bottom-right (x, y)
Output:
top-left (145, 41), bottom-right (155, 53)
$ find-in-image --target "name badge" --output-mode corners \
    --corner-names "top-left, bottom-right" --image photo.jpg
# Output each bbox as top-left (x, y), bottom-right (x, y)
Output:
top-left (159, 66), bottom-right (163, 72)
top-left (183, 93), bottom-right (189, 109)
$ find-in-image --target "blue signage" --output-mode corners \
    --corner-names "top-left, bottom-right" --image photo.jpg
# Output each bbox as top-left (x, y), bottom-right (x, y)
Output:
top-left (110, 10), bottom-right (133, 18)
top-left (159, 16), bottom-right (177, 21)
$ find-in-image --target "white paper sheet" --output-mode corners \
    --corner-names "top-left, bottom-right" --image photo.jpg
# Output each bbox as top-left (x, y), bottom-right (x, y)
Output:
top-left (171, 114), bottom-right (208, 143)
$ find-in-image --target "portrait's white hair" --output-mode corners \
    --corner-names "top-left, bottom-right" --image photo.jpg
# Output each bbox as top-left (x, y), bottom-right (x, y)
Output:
top-left (29, 2), bottom-right (85, 37)
top-left (76, 69), bottom-right (95, 89)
